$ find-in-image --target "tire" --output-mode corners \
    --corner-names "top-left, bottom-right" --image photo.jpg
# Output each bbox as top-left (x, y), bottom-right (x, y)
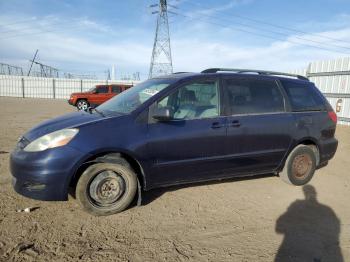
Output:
top-left (76, 99), bottom-right (89, 111)
top-left (279, 145), bottom-right (317, 186)
top-left (76, 163), bottom-right (137, 216)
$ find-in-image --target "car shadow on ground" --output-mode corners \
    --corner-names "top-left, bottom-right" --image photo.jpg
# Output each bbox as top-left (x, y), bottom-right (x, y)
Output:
top-left (68, 173), bottom-right (275, 206)
top-left (140, 173), bottom-right (274, 206)
top-left (68, 173), bottom-right (276, 213)
top-left (275, 185), bottom-right (343, 262)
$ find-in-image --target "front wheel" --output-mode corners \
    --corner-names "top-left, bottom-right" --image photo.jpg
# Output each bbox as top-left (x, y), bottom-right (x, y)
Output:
top-left (279, 145), bottom-right (317, 186)
top-left (76, 163), bottom-right (137, 216)
top-left (76, 99), bottom-right (89, 111)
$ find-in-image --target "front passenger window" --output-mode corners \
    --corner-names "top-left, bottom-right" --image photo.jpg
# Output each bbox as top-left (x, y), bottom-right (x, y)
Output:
top-left (96, 86), bottom-right (109, 94)
top-left (157, 80), bottom-right (219, 120)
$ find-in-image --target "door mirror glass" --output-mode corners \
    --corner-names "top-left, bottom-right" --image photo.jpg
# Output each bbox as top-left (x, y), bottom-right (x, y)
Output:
top-left (152, 106), bottom-right (174, 121)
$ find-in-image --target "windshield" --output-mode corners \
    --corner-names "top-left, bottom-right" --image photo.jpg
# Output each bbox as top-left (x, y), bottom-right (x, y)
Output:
top-left (97, 78), bottom-right (175, 114)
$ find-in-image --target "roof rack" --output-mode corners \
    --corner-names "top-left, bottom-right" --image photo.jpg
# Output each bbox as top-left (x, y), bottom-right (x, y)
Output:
top-left (201, 68), bottom-right (309, 81)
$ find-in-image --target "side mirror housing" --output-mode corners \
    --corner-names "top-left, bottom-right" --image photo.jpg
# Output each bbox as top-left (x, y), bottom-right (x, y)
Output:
top-left (152, 107), bottom-right (173, 121)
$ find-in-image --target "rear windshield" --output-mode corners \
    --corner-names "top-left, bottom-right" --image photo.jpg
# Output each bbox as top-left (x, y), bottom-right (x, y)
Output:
top-left (281, 80), bottom-right (325, 112)
top-left (97, 78), bottom-right (176, 114)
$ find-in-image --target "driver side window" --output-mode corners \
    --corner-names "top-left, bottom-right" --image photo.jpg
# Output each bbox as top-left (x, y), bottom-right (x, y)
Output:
top-left (96, 86), bottom-right (108, 94)
top-left (157, 80), bottom-right (219, 120)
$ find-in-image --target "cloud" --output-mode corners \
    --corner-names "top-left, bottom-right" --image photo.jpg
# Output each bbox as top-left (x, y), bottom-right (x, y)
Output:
top-left (0, 12), bottom-right (350, 79)
top-left (182, 0), bottom-right (254, 17)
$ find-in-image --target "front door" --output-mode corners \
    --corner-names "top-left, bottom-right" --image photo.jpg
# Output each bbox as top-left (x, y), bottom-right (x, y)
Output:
top-left (222, 77), bottom-right (294, 175)
top-left (146, 78), bottom-right (228, 187)
top-left (90, 85), bottom-right (110, 106)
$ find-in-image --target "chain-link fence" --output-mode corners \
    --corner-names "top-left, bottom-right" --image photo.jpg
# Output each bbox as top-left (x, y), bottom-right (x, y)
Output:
top-left (0, 75), bottom-right (140, 99)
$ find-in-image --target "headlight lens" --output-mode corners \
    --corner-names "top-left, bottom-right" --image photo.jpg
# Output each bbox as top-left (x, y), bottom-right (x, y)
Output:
top-left (24, 128), bottom-right (79, 152)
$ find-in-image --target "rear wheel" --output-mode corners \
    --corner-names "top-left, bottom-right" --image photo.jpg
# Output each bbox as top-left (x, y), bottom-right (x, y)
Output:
top-left (76, 163), bottom-right (137, 216)
top-left (76, 99), bottom-right (89, 111)
top-left (279, 145), bottom-right (316, 186)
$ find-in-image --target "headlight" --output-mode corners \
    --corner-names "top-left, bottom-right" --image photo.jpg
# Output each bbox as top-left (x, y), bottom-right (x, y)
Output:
top-left (24, 128), bottom-right (79, 152)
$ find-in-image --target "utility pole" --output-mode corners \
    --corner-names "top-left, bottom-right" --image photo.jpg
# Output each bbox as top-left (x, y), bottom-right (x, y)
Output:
top-left (149, 0), bottom-right (173, 78)
top-left (106, 69), bottom-right (111, 81)
top-left (27, 49), bottom-right (38, 76)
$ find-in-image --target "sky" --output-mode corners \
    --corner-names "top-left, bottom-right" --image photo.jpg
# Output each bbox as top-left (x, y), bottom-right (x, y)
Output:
top-left (1, 0), bottom-right (350, 80)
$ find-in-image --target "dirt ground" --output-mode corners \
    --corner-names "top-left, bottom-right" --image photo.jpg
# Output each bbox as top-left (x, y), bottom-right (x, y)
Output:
top-left (0, 97), bottom-right (349, 262)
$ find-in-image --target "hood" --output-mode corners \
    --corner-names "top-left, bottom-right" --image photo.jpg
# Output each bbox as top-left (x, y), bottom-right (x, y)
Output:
top-left (24, 111), bottom-right (105, 141)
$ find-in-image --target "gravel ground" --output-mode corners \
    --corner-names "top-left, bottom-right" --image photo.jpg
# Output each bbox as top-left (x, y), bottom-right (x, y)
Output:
top-left (0, 97), bottom-right (349, 262)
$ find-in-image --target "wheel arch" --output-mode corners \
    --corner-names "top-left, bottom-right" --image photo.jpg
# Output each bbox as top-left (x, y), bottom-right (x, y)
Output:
top-left (69, 150), bottom-right (147, 191)
top-left (279, 137), bottom-right (320, 171)
top-left (75, 98), bottom-right (89, 106)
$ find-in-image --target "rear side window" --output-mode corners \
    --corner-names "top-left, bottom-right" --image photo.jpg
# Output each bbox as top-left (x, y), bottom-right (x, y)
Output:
top-left (223, 78), bottom-right (285, 115)
top-left (281, 80), bottom-right (325, 112)
top-left (111, 86), bottom-right (122, 93)
top-left (96, 86), bottom-right (109, 94)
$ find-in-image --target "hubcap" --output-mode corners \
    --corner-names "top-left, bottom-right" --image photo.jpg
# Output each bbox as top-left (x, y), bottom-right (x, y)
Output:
top-left (89, 171), bottom-right (125, 206)
top-left (77, 101), bottom-right (88, 111)
top-left (292, 154), bottom-right (312, 180)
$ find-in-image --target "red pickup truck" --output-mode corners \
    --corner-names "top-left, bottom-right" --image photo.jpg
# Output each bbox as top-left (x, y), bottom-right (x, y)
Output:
top-left (68, 84), bottom-right (133, 110)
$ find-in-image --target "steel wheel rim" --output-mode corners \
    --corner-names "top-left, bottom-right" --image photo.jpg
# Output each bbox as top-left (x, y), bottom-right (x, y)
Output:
top-left (77, 101), bottom-right (88, 111)
top-left (292, 154), bottom-right (312, 180)
top-left (88, 170), bottom-right (126, 207)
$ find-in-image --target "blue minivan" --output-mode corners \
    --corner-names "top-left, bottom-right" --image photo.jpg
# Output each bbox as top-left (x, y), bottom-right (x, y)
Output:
top-left (10, 69), bottom-right (338, 215)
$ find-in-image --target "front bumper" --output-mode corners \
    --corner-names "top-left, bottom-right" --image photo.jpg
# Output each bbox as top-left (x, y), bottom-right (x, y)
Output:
top-left (68, 99), bottom-right (74, 106)
top-left (10, 145), bottom-right (87, 201)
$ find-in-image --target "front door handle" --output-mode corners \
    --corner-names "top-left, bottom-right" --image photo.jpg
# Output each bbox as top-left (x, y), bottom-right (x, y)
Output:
top-left (230, 120), bottom-right (241, 127)
top-left (211, 122), bottom-right (225, 129)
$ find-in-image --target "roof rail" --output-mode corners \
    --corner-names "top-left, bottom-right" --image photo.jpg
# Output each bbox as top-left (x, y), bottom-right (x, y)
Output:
top-left (201, 68), bottom-right (309, 81)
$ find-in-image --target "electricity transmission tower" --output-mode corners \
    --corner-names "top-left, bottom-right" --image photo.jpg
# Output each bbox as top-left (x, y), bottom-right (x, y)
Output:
top-left (149, 0), bottom-right (173, 78)
top-left (34, 62), bottom-right (59, 78)
top-left (0, 63), bottom-right (23, 76)
top-left (28, 49), bottom-right (59, 78)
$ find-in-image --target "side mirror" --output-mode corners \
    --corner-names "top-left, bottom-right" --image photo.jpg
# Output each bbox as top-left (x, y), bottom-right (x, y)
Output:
top-left (152, 107), bottom-right (173, 121)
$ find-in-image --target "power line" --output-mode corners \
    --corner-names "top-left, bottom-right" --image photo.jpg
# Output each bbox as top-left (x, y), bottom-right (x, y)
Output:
top-left (176, 6), bottom-right (350, 52)
top-left (174, 7), bottom-right (350, 55)
top-left (183, 1), bottom-right (350, 46)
